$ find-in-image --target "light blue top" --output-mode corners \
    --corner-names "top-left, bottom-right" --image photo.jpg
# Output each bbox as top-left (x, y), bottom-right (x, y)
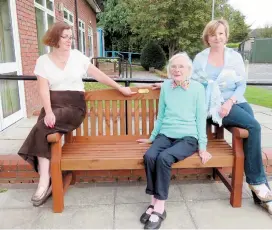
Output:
top-left (193, 47), bottom-right (247, 103)
top-left (205, 63), bottom-right (223, 81)
top-left (149, 79), bottom-right (207, 151)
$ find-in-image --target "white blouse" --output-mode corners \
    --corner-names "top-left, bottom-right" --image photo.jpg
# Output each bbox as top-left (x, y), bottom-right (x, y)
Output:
top-left (34, 49), bottom-right (91, 91)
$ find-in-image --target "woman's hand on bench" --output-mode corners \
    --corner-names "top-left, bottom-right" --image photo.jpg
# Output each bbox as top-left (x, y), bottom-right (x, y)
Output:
top-left (199, 150), bottom-right (212, 164)
top-left (151, 83), bottom-right (163, 90)
top-left (136, 139), bottom-right (152, 144)
top-left (119, 86), bottom-right (137, 96)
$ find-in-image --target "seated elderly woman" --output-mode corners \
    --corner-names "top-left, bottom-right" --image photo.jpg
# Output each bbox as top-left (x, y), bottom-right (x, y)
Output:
top-left (137, 53), bottom-right (212, 230)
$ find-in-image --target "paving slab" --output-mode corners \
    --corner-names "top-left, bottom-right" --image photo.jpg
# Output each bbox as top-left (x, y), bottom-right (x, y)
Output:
top-left (31, 205), bottom-right (114, 229)
top-left (187, 199), bottom-right (272, 229)
top-left (179, 182), bottom-right (251, 201)
top-left (115, 202), bottom-right (196, 229)
top-left (115, 183), bottom-right (183, 204)
top-left (0, 139), bottom-right (25, 155)
top-left (0, 127), bottom-right (32, 140)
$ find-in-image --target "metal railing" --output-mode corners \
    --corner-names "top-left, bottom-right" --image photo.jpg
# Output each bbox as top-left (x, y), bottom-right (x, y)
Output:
top-left (0, 75), bottom-right (163, 86)
top-left (91, 57), bottom-right (122, 77)
top-left (1, 75), bottom-right (272, 86)
top-left (105, 51), bottom-right (141, 65)
top-left (91, 56), bottom-right (132, 79)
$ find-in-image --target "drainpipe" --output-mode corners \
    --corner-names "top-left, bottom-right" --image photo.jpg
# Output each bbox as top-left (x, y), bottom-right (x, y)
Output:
top-left (74, 0), bottom-right (79, 49)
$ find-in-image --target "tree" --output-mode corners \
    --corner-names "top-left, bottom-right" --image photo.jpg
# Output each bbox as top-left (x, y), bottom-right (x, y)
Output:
top-left (98, 0), bottom-right (249, 56)
top-left (125, 0), bottom-right (211, 58)
top-left (140, 41), bottom-right (166, 70)
top-left (97, 0), bottom-right (132, 51)
top-left (213, 0), bottom-right (249, 43)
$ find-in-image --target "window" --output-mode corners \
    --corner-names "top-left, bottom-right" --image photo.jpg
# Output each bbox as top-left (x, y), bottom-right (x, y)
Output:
top-left (63, 8), bottom-right (75, 48)
top-left (63, 8), bottom-right (74, 26)
top-left (34, 0), bottom-right (55, 55)
top-left (88, 27), bottom-right (94, 57)
top-left (0, 0), bottom-right (15, 63)
top-left (78, 19), bottom-right (86, 54)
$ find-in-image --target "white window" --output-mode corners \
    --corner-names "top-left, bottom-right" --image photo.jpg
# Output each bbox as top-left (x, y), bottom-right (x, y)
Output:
top-left (0, 0), bottom-right (25, 130)
top-left (88, 27), bottom-right (94, 57)
top-left (34, 0), bottom-right (55, 55)
top-left (63, 8), bottom-right (74, 26)
top-left (63, 8), bottom-right (75, 48)
top-left (78, 19), bottom-right (86, 55)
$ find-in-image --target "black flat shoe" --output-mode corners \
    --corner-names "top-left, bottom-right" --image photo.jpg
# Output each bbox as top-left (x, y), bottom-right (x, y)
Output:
top-left (144, 210), bottom-right (166, 229)
top-left (140, 205), bottom-right (154, 224)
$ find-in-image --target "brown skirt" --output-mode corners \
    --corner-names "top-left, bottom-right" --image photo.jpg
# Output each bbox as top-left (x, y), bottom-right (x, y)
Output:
top-left (18, 90), bottom-right (86, 172)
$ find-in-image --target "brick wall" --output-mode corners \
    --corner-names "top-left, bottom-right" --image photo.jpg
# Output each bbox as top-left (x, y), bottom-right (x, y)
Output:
top-left (16, 0), bottom-right (98, 117)
top-left (16, 0), bottom-right (40, 117)
top-left (77, 0), bottom-right (98, 57)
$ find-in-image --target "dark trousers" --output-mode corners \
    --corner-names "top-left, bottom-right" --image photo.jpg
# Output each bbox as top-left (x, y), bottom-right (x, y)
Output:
top-left (222, 102), bottom-right (268, 204)
top-left (144, 134), bottom-right (198, 200)
top-left (222, 103), bottom-right (266, 185)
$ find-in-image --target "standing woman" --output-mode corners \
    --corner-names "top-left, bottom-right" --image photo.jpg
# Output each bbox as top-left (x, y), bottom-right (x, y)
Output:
top-left (193, 19), bottom-right (272, 213)
top-left (18, 22), bottom-right (135, 207)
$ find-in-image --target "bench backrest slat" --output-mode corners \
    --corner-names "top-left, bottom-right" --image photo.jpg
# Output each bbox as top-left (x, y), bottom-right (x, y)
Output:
top-left (76, 87), bottom-right (160, 137)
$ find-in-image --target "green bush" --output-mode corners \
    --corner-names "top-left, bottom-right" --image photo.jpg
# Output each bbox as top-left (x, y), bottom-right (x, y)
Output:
top-left (140, 41), bottom-right (166, 70)
top-left (226, 43), bottom-right (240, 48)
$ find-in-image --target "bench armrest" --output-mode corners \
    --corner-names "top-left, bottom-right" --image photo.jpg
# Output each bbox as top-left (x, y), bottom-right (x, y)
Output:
top-left (225, 127), bottom-right (249, 139)
top-left (47, 133), bottom-right (63, 143)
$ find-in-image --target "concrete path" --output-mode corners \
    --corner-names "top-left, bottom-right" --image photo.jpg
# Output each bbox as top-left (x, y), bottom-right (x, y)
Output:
top-left (1, 181), bottom-right (272, 229)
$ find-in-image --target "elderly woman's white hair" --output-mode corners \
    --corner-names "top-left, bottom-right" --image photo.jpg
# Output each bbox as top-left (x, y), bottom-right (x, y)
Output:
top-left (166, 52), bottom-right (193, 79)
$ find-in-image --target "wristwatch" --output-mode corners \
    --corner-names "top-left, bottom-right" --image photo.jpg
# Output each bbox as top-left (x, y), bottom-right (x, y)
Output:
top-left (229, 98), bottom-right (235, 104)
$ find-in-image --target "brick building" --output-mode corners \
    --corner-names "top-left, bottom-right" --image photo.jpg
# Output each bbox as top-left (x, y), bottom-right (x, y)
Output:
top-left (0, 0), bottom-right (103, 131)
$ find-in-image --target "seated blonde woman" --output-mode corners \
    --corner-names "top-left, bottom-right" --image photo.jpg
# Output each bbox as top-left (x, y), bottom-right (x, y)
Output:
top-left (193, 19), bottom-right (272, 214)
top-left (137, 53), bottom-right (212, 229)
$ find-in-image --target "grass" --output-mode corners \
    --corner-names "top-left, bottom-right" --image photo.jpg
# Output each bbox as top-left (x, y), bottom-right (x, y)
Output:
top-left (84, 82), bottom-right (125, 91)
top-left (0, 188), bottom-right (8, 193)
top-left (245, 86), bottom-right (272, 108)
top-left (84, 82), bottom-right (156, 109)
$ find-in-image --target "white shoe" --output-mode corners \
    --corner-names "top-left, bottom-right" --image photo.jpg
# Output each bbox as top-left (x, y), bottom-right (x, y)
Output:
top-left (260, 201), bottom-right (272, 215)
top-left (249, 184), bottom-right (272, 202)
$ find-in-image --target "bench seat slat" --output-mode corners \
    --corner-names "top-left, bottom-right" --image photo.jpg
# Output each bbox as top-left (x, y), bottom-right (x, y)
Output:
top-left (61, 155), bottom-right (234, 170)
top-left (61, 139), bottom-right (234, 170)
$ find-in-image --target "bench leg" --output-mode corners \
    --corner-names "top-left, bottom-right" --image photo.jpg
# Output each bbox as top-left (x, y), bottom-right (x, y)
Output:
top-left (71, 171), bottom-right (77, 185)
top-left (213, 167), bottom-right (222, 181)
top-left (51, 164), bottom-right (64, 213)
top-left (51, 141), bottom-right (64, 213)
top-left (230, 137), bottom-right (245, 207)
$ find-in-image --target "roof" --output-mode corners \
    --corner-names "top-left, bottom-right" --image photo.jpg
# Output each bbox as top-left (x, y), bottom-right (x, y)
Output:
top-left (249, 28), bottom-right (262, 38)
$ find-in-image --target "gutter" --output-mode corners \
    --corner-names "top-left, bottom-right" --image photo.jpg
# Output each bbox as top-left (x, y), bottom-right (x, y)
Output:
top-left (86, 0), bottom-right (101, 13)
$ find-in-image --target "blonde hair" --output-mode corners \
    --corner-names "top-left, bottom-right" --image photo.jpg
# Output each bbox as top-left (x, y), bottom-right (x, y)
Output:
top-left (202, 19), bottom-right (229, 47)
top-left (167, 52), bottom-right (193, 78)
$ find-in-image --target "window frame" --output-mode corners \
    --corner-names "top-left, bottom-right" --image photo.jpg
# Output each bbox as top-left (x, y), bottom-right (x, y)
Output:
top-left (78, 19), bottom-right (86, 54)
top-left (88, 27), bottom-right (94, 58)
top-left (63, 8), bottom-right (74, 26)
top-left (34, 0), bottom-right (55, 54)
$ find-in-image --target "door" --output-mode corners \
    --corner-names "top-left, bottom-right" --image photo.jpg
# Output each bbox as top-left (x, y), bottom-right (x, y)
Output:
top-left (0, 0), bottom-right (25, 131)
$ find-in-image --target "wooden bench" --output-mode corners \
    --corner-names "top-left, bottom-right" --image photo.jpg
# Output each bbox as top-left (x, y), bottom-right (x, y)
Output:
top-left (47, 87), bottom-right (249, 213)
